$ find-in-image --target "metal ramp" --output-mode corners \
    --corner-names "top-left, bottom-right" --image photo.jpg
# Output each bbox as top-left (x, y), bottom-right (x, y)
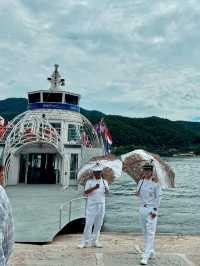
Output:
top-left (6, 185), bottom-right (86, 243)
top-left (59, 196), bottom-right (86, 230)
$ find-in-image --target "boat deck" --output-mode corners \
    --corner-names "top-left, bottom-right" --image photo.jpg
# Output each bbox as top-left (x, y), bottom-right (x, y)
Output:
top-left (6, 185), bottom-right (86, 243)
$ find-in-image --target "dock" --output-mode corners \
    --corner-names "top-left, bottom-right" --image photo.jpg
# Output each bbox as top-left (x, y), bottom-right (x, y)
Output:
top-left (6, 185), bottom-right (86, 243)
top-left (9, 233), bottom-right (199, 266)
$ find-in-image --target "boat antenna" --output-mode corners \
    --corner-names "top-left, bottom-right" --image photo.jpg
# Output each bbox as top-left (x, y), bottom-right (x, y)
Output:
top-left (47, 64), bottom-right (65, 91)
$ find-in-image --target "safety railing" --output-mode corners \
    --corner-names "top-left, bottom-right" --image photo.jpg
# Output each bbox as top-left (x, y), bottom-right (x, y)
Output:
top-left (59, 196), bottom-right (87, 229)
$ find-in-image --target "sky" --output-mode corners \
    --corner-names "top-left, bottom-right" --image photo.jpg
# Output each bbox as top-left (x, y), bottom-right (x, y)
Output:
top-left (0, 0), bottom-right (200, 121)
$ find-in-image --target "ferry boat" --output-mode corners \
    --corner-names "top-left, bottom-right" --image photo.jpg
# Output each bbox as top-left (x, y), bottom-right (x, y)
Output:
top-left (1, 65), bottom-right (104, 187)
top-left (0, 65), bottom-right (104, 242)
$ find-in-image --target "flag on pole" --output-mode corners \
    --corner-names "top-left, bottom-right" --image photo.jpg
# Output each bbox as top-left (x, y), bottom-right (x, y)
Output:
top-left (0, 116), bottom-right (5, 127)
top-left (0, 116), bottom-right (6, 139)
top-left (104, 127), bottom-right (112, 145)
top-left (99, 118), bottom-right (106, 133)
top-left (0, 128), bottom-right (5, 138)
top-left (103, 138), bottom-right (110, 156)
top-left (94, 123), bottom-right (100, 134)
top-left (96, 118), bottom-right (113, 155)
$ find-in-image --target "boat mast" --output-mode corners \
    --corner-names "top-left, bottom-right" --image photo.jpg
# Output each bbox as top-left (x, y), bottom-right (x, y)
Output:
top-left (47, 64), bottom-right (65, 91)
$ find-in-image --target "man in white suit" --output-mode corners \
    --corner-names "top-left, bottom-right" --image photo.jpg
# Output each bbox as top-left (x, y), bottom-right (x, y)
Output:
top-left (134, 163), bottom-right (161, 265)
top-left (78, 164), bottom-right (109, 248)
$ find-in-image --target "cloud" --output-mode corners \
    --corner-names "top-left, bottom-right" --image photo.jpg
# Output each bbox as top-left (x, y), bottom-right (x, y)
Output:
top-left (0, 0), bottom-right (200, 121)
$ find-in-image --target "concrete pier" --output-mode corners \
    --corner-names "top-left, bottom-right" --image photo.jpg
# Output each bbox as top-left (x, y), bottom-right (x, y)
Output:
top-left (9, 233), bottom-right (200, 266)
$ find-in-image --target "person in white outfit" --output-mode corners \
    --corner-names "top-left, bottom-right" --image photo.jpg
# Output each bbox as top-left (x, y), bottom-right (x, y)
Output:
top-left (134, 163), bottom-right (161, 265)
top-left (78, 164), bottom-right (109, 248)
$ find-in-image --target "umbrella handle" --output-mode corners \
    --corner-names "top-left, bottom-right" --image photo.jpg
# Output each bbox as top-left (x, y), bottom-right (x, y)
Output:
top-left (137, 178), bottom-right (145, 193)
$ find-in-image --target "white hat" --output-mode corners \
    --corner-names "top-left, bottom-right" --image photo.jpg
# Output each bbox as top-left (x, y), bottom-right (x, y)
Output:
top-left (92, 163), bottom-right (103, 172)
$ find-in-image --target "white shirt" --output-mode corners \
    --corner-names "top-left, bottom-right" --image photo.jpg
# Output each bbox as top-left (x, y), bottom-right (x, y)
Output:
top-left (85, 177), bottom-right (109, 204)
top-left (137, 179), bottom-right (161, 209)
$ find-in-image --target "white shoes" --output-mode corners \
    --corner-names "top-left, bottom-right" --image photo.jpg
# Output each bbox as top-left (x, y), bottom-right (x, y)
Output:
top-left (78, 241), bottom-right (103, 248)
top-left (140, 251), bottom-right (155, 264)
top-left (149, 251), bottom-right (156, 260)
top-left (77, 243), bottom-right (90, 249)
top-left (140, 258), bottom-right (148, 265)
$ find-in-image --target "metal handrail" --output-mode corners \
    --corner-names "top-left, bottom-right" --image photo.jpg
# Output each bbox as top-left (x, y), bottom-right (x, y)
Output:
top-left (59, 196), bottom-right (87, 229)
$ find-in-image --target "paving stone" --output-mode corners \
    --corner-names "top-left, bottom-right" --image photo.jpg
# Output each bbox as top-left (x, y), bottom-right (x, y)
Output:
top-left (9, 234), bottom-right (199, 266)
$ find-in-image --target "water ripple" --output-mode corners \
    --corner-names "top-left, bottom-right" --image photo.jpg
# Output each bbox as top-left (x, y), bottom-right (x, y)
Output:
top-left (104, 156), bottom-right (200, 234)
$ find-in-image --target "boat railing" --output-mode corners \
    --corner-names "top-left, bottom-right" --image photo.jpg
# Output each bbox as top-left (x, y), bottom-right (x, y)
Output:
top-left (59, 196), bottom-right (87, 229)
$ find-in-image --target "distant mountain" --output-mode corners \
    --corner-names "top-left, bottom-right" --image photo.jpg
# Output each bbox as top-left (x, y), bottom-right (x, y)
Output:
top-left (0, 98), bottom-right (104, 124)
top-left (1, 98), bottom-right (200, 155)
top-left (0, 98), bottom-right (28, 121)
top-left (80, 108), bottom-right (104, 125)
top-left (104, 115), bottom-right (200, 155)
top-left (0, 98), bottom-right (28, 112)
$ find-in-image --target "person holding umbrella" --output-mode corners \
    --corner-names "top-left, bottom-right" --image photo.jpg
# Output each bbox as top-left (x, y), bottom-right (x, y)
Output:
top-left (78, 163), bottom-right (109, 248)
top-left (134, 162), bottom-right (161, 265)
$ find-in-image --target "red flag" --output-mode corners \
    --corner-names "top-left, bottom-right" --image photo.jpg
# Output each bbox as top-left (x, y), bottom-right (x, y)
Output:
top-left (0, 127), bottom-right (5, 138)
top-left (0, 116), bottom-right (5, 127)
top-left (104, 127), bottom-right (112, 145)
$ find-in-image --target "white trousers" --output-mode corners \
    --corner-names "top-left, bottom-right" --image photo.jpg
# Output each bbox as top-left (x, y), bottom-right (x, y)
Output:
top-left (139, 207), bottom-right (157, 259)
top-left (82, 202), bottom-right (105, 244)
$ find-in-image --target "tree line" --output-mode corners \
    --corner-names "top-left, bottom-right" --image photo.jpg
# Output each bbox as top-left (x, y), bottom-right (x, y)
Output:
top-left (1, 98), bottom-right (200, 156)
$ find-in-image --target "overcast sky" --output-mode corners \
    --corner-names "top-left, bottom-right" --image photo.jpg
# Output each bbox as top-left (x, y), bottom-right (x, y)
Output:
top-left (0, 0), bottom-right (200, 121)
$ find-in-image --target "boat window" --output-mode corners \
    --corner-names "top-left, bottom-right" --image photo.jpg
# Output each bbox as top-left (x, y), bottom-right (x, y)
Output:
top-left (65, 94), bottom-right (78, 105)
top-left (43, 93), bottom-right (63, 103)
top-left (28, 93), bottom-right (41, 103)
top-left (68, 124), bottom-right (82, 143)
top-left (70, 154), bottom-right (78, 180)
top-left (50, 123), bottom-right (61, 135)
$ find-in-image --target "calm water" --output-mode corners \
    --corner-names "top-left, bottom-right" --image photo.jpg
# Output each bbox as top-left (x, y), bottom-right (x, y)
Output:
top-left (104, 157), bottom-right (200, 234)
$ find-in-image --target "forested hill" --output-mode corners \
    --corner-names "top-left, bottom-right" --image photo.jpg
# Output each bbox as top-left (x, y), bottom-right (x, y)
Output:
top-left (0, 98), bottom-right (28, 121)
top-left (1, 98), bottom-right (200, 155)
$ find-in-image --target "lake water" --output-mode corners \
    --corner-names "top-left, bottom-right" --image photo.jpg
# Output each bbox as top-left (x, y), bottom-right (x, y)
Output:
top-left (104, 156), bottom-right (200, 235)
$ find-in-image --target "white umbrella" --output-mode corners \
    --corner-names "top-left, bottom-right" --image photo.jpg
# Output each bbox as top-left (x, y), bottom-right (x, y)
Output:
top-left (121, 149), bottom-right (175, 189)
top-left (78, 156), bottom-right (122, 185)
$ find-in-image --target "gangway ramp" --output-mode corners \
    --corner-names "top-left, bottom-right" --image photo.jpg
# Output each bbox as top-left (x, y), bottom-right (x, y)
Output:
top-left (6, 185), bottom-right (86, 243)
